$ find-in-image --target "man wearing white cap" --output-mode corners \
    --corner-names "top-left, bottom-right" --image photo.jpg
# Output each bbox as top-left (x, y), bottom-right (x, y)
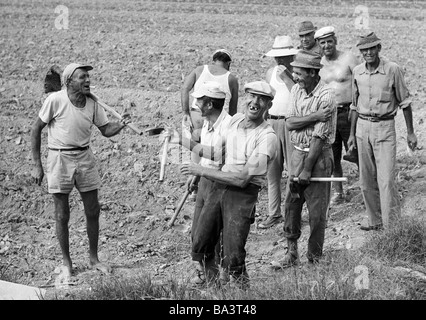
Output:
top-left (348, 32), bottom-right (417, 231)
top-left (31, 63), bottom-right (129, 281)
top-left (180, 81), bottom-right (277, 288)
top-left (315, 26), bottom-right (360, 206)
top-left (181, 49), bottom-right (239, 199)
top-left (271, 50), bottom-right (336, 268)
top-left (165, 81), bottom-right (232, 285)
top-left (258, 35), bottom-right (298, 229)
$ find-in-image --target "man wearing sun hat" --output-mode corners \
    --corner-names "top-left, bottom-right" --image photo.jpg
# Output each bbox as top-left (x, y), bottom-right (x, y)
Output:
top-left (271, 50), bottom-right (336, 268)
top-left (348, 32), bottom-right (417, 231)
top-left (181, 49), bottom-right (239, 200)
top-left (31, 63), bottom-right (130, 282)
top-left (315, 26), bottom-right (360, 207)
top-left (258, 35), bottom-right (298, 229)
top-left (180, 81), bottom-right (277, 288)
top-left (297, 21), bottom-right (322, 56)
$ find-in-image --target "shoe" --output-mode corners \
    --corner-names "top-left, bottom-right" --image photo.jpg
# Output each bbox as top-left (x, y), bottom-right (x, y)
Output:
top-left (189, 190), bottom-right (197, 201)
top-left (258, 216), bottom-right (283, 229)
top-left (343, 149), bottom-right (359, 164)
top-left (330, 193), bottom-right (345, 206)
top-left (270, 240), bottom-right (299, 270)
top-left (360, 224), bottom-right (383, 231)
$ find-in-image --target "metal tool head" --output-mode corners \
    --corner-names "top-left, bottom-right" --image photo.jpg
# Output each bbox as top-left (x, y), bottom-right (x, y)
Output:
top-left (145, 127), bottom-right (164, 136)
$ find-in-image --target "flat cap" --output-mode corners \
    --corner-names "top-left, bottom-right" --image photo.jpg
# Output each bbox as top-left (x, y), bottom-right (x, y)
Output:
top-left (298, 21), bottom-right (316, 35)
top-left (62, 63), bottom-right (93, 84)
top-left (192, 81), bottom-right (226, 99)
top-left (244, 81), bottom-right (275, 99)
top-left (314, 26), bottom-right (335, 40)
top-left (356, 32), bottom-right (381, 50)
top-left (290, 50), bottom-right (323, 69)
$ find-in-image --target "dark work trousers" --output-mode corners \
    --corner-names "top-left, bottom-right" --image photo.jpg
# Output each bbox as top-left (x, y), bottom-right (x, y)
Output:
top-left (331, 105), bottom-right (352, 178)
top-left (283, 147), bottom-right (333, 261)
top-left (191, 179), bottom-right (259, 277)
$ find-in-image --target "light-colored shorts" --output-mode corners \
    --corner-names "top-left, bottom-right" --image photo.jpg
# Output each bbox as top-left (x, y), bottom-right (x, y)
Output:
top-left (46, 149), bottom-right (101, 194)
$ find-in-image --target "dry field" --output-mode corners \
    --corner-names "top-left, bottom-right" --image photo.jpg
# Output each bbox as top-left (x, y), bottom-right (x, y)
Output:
top-left (0, 0), bottom-right (425, 301)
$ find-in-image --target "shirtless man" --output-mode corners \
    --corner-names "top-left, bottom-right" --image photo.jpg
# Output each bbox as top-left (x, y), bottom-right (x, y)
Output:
top-left (315, 26), bottom-right (360, 206)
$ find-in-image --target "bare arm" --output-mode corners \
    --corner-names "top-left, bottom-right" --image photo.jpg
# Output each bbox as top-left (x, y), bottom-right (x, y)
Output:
top-left (402, 105), bottom-right (417, 150)
top-left (181, 67), bottom-right (200, 127)
top-left (30, 117), bottom-right (47, 185)
top-left (286, 108), bottom-right (332, 131)
top-left (98, 122), bottom-right (126, 137)
top-left (228, 74), bottom-right (239, 116)
top-left (297, 136), bottom-right (324, 184)
top-left (181, 153), bottom-right (269, 188)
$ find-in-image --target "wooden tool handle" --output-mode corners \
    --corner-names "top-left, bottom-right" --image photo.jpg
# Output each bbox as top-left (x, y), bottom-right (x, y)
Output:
top-left (291, 177), bottom-right (348, 182)
top-left (89, 93), bottom-right (142, 135)
top-left (167, 189), bottom-right (191, 228)
top-left (159, 136), bottom-right (170, 181)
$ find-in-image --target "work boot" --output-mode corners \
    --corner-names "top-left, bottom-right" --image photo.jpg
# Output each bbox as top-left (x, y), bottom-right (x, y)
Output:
top-left (258, 215), bottom-right (283, 229)
top-left (230, 270), bottom-right (250, 290)
top-left (190, 259), bottom-right (219, 287)
top-left (270, 239), bottom-right (299, 270)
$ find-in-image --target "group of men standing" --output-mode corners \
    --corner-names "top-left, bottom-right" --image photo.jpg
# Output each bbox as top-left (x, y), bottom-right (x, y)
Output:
top-left (30, 20), bottom-right (417, 289)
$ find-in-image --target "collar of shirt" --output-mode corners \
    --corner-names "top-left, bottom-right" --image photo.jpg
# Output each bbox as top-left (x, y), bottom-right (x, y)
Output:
top-left (358, 58), bottom-right (386, 75)
top-left (203, 109), bottom-right (229, 132)
top-left (297, 79), bottom-right (325, 99)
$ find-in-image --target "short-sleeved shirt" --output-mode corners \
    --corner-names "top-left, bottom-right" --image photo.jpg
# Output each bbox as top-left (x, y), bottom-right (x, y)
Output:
top-left (199, 109), bottom-right (232, 169)
top-left (221, 113), bottom-right (277, 187)
top-left (352, 58), bottom-right (411, 117)
top-left (38, 89), bottom-right (109, 149)
top-left (286, 81), bottom-right (336, 148)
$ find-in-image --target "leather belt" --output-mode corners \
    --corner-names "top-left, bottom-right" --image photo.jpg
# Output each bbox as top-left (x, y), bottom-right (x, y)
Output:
top-left (268, 115), bottom-right (286, 120)
top-left (49, 146), bottom-right (89, 152)
top-left (358, 114), bottom-right (395, 122)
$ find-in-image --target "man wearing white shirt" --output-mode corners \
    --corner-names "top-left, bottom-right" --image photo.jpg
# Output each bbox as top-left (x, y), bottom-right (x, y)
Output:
top-left (258, 35), bottom-right (298, 229)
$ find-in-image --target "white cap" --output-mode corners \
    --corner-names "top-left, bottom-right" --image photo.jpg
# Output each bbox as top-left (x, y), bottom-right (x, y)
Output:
top-left (314, 26), bottom-right (335, 40)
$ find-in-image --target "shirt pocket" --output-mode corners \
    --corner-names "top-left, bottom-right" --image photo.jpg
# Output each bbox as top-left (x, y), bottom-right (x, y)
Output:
top-left (377, 90), bottom-right (392, 103)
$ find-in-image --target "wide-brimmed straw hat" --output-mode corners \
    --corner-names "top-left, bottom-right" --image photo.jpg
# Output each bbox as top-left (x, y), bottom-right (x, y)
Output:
top-left (290, 50), bottom-right (323, 69)
top-left (356, 32), bottom-right (381, 50)
top-left (265, 36), bottom-right (299, 57)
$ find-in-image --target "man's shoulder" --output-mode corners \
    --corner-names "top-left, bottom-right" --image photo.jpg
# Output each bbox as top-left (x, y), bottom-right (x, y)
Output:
top-left (44, 89), bottom-right (66, 103)
top-left (353, 62), bottom-right (366, 75)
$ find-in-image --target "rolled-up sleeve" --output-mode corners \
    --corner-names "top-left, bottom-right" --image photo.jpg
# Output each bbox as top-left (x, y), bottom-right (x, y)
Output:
top-left (394, 65), bottom-right (412, 109)
top-left (312, 90), bottom-right (335, 141)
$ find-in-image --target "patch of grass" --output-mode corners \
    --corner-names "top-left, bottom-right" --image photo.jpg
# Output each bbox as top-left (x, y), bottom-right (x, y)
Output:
top-left (360, 216), bottom-right (426, 265)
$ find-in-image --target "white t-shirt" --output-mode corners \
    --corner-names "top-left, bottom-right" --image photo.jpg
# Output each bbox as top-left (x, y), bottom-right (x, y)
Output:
top-left (221, 114), bottom-right (277, 187)
top-left (38, 90), bottom-right (109, 149)
top-left (191, 65), bottom-right (231, 113)
top-left (268, 66), bottom-right (292, 116)
top-left (199, 109), bottom-right (232, 169)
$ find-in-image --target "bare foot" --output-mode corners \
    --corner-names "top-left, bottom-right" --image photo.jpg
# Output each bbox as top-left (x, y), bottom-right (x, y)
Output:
top-left (54, 265), bottom-right (72, 289)
top-left (90, 261), bottom-right (112, 274)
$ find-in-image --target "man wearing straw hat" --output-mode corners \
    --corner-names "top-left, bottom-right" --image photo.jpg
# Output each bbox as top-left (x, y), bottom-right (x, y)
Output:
top-left (258, 35), bottom-right (298, 229)
top-left (271, 50), bottom-right (336, 268)
top-left (315, 26), bottom-right (360, 207)
top-left (348, 32), bottom-right (417, 231)
top-left (297, 21), bottom-right (322, 56)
